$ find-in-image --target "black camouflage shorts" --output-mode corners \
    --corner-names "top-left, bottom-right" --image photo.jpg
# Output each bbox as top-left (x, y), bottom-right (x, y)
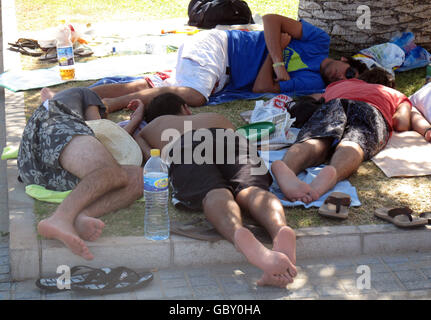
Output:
top-left (296, 98), bottom-right (390, 160)
top-left (17, 100), bottom-right (94, 191)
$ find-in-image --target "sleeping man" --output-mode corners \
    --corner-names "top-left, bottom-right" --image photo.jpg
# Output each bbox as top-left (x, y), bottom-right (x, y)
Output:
top-left (90, 14), bottom-right (366, 112)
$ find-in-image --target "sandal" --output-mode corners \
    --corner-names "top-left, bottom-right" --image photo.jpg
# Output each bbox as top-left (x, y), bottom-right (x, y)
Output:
top-left (8, 38), bottom-right (40, 50)
top-left (374, 207), bottom-right (429, 228)
top-left (318, 192), bottom-right (351, 219)
top-left (38, 47), bottom-right (57, 62)
top-left (418, 211), bottom-right (431, 224)
top-left (71, 266), bottom-right (153, 295)
top-left (35, 265), bottom-right (108, 292)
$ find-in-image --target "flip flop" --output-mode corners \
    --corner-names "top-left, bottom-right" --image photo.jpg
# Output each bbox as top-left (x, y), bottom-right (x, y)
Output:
top-left (71, 266), bottom-right (153, 295)
top-left (171, 219), bottom-right (272, 244)
top-left (171, 219), bottom-right (223, 242)
top-left (418, 211), bottom-right (431, 224)
top-left (36, 265), bottom-right (108, 292)
top-left (7, 44), bottom-right (44, 57)
top-left (36, 266), bottom-right (153, 295)
top-left (38, 47), bottom-right (57, 62)
top-left (8, 38), bottom-right (40, 50)
top-left (374, 207), bottom-right (429, 228)
top-left (318, 192), bottom-right (351, 219)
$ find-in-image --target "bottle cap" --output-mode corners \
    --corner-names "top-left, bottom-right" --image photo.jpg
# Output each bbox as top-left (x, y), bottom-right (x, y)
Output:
top-left (150, 149), bottom-right (160, 157)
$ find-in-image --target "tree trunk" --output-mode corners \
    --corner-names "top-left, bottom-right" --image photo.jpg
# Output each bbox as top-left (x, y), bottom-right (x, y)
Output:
top-left (298, 0), bottom-right (431, 55)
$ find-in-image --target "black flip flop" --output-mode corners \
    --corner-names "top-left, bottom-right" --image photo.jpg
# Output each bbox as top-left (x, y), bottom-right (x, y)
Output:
top-left (71, 266), bottom-right (153, 295)
top-left (35, 265), bottom-right (108, 292)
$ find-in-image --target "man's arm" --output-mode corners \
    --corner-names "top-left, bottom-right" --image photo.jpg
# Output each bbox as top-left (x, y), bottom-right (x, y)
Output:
top-left (252, 33), bottom-right (292, 93)
top-left (123, 99), bottom-right (145, 135)
top-left (411, 106), bottom-right (431, 142)
top-left (133, 129), bottom-right (152, 162)
top-left (392, 101), bottom-right (411, 132)
top-left (262, 14), bottom-right (302, 82)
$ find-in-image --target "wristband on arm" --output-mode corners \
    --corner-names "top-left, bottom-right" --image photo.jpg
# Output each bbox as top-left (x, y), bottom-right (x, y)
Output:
top-left (272, 62), bottom-right (285, 68)
top-left (424, 127), bottom-right (431, 137)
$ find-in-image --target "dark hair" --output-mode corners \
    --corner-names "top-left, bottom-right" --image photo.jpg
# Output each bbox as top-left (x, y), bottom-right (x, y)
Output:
top-left (357, 67), bottom-right (396, 88)
top-left (144, 93), bottom-right (186, 123)
top-left (345, 56), bottom-right (368, 75)
top-left (288, 96), bottom-right (324, 128)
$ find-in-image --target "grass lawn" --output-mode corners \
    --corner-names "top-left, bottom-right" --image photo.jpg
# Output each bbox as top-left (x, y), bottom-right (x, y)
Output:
top-left (12, 0), bottom-right (431, 236)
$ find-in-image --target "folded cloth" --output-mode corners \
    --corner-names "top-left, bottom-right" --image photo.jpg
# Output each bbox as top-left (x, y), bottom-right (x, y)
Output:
top-left (259, 149), bottom-right (361, 208)
top-left (1, 145), bottom-right (19, 160)
top-left (25, 184), bottom-right (72, 203)
top-left (25, 184), bottom-right (145, 203)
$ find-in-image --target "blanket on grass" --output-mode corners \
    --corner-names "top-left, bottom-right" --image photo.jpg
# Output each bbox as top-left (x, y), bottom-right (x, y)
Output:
top-left (371, 131), bottom-right (431, 177)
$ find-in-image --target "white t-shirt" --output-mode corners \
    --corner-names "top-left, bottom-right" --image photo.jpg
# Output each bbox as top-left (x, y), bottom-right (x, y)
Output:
top-left (409, 82), bottom-right (431, 122)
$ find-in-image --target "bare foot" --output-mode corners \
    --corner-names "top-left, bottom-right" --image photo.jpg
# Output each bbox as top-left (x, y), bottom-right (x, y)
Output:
top-left (272, 160), bottom-right (319, 203)
top-left (309, 165), bottom-right (338, 199)
top-left (38, 217), bottom-right (94, 260)
top-left (257, 273), bottom-right (293, 288)
top-left (40, 87), bottom-right (55, 102)
top-left (273, 226), bottom-right (297, 267)
top-left (234, 227), bottom-right (296, 287)
top-left (257, 226), bottom-right (297, 287)
top-left (75, 214), bottom-right (105, 242)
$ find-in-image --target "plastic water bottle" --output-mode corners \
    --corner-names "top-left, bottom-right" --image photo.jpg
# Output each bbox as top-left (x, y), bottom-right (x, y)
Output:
top-left (56, 25), bottom-right (75, 80)
top-left (144, 149), bottom-right (170, 240)
top-left (426, 63), bottom-right (431, 82)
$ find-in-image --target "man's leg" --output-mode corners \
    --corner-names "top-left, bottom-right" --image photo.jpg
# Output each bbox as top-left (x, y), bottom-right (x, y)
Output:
top-left (73, 165), bottom-right (143, 241)
top-left (102, 86), bottom-right (206, 112)
top-left (235, 186), bottom-right (297, 287)
top-left (37, 135), bottom-right (129, 260)
top-left (271, 138), bottom-right (332, 203)
top-left (309, 141), bottom-right (364, 198)
top-left (202, 188), bottom-right (296, 288)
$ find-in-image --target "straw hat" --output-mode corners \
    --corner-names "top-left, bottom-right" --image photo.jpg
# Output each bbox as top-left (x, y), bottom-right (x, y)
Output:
top-left (86, 119), bottom-right (143, 166)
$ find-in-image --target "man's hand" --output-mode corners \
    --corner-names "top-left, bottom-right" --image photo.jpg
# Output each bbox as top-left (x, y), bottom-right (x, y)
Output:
top-left (281, 32), bottom-right (292, 49)
top-left (127, 99), bottom-right (145, 119)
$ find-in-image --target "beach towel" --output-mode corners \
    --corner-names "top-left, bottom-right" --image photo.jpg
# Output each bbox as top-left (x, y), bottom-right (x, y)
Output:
top-left (0, 54), bottom-right (177, 92)
top-left (259, 149), bottom-right (361, 208)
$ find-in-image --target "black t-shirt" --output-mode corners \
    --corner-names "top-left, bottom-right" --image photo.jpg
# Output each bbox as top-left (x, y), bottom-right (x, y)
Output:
top-left (52, 87), bottom-right (106, 119)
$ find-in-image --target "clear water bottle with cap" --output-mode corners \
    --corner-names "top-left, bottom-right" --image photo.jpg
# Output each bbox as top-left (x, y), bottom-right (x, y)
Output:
top-left (56, 24), bottom-right (75, 80)
top-left (143, 149), bottom-right (170, 240)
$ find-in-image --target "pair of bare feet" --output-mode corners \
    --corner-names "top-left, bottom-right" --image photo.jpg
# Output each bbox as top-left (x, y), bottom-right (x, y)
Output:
top-left (234, 226), bottom-right (297, 288)
top-left (272, 160), bottom-right (338, 204)
top-left (37, 213), bottom-right (105, 260)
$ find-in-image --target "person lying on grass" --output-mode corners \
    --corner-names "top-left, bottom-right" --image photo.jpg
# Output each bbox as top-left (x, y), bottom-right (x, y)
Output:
top-left (271, 67), bottom-right (431, 204)
top-left (89, 13), bottom-right (366, 112)
top-left (18, 87), bottom-right (144, 261)
top-left (121, 92), bottom-right (298, 288)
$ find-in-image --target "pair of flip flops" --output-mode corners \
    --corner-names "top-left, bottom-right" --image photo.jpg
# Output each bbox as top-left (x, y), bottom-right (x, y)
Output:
top-left (318, 192), bottom-right (352, 219)
top-left (375, 207), bottom-right (431, 228)
top-left (36, 266), bottom-right (153, 295)
top-left (7, 38), bottom-right (44, 56)
top-left (39, 46), bottom-right (94, 62)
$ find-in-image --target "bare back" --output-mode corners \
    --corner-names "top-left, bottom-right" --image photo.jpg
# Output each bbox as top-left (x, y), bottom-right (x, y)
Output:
top-left (140, 113), bottom-right (235, 150)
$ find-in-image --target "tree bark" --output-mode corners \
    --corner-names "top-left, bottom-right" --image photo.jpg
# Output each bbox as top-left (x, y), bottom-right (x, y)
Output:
top-left (298, 0), bottom-right (431, 55)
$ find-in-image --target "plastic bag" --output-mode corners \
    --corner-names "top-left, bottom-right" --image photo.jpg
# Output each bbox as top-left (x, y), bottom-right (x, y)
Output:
top-left (357, 43), bottom-right (405, 75)
top-left (391, 32), bottom-right (431, 72)
top-left (250, 94), bottom-right (297, 146)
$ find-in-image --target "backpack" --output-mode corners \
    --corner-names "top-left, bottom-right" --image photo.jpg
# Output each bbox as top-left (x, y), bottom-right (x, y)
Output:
top-left (188, 0), bottom-right (254, 29)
